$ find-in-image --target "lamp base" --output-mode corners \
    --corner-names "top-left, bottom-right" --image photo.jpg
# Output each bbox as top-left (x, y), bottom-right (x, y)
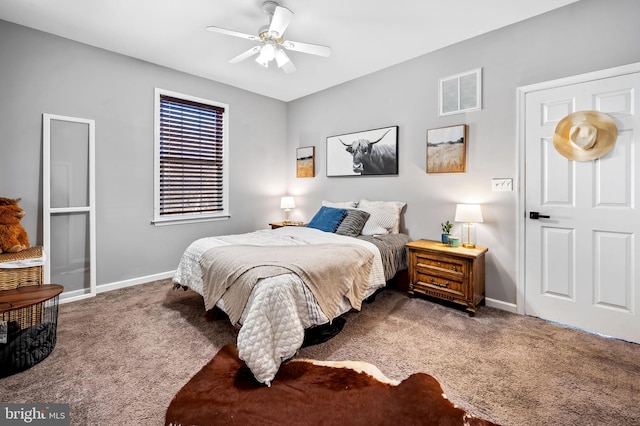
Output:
top-left (461, 223), bottom-right (477, 249)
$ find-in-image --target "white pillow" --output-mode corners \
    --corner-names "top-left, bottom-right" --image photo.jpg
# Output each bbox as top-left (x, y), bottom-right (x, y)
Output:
top-left (322, 200), bottom-right (358, 208)
top-left (358, 199), bottom-right (406, 234)
top-left (358, 207), bottom-right (397, 236)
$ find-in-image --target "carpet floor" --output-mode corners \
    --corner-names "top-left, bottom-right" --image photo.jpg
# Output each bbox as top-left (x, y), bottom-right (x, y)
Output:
top-left (2, 279), bottom-right (639, 425)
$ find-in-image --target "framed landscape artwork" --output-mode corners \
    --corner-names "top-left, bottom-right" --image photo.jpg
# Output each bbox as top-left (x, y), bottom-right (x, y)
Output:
top-left (426, 124), bottom-right (467, 173)
top-left (326, 126), bottom-right (398, 177)
top-left (296, 146), bottom-right (315, 178)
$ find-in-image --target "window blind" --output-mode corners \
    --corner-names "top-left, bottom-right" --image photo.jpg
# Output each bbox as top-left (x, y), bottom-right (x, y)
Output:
top-left (159, 94), bottom-right (225, 216)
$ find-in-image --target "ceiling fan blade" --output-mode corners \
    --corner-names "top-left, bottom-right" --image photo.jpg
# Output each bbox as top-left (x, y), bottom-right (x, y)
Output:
top-left (229, 46), bottom-right (262, 63)
top-left (269, 6), bottom-right (293, 37)
top-left (206, 26), bottom-right (260, 42)
top-left (282, 40), bottom-right (331, 57)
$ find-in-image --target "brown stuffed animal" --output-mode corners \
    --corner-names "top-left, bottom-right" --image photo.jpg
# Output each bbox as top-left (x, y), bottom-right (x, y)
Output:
top-left (0, 198), bottom-right (31, 254)
top-left (0, 197), bottom-right (19, 206)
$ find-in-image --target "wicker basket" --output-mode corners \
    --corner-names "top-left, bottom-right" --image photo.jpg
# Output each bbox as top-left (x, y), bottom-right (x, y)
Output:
top-left (0, 246), bottom-right (44, 290)
top-left (0, 246), bottom-right (45, 328)
top-left (0, 284), bottom-right (61, 378)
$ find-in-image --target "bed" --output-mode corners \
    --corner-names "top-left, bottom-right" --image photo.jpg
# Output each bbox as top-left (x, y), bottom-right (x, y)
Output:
top-left (172, 200), bottom-right (411, 385)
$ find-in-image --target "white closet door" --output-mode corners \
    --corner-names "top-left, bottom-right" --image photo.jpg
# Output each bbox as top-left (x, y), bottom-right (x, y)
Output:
top-left (43, 114), bottom-right (96, 301)
top-left (519, 64), bottom-right (640, 343)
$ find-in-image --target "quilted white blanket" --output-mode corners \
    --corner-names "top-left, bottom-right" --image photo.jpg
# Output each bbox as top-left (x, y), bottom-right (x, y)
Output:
top-left (172, 226), bottom-right (386, 385)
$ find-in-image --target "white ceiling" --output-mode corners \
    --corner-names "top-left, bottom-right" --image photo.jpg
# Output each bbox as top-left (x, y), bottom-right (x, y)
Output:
top-left (0, 0), bottom-right (579, 102)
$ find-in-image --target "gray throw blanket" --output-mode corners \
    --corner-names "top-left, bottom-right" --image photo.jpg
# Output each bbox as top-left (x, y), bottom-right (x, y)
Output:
top-left (199, 244), bottom-right (374, 325)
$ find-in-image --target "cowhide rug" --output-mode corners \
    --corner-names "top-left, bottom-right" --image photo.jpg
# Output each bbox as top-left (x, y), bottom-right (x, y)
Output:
top-left (165, 344), bottom-right (498, 426)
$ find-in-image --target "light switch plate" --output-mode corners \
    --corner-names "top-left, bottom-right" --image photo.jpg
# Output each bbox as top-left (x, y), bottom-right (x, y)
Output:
top-left (492, 178), bottom-right (513, 191)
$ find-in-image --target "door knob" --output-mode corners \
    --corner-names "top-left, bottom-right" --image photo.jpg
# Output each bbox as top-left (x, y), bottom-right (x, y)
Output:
top-left (529, 212), bottom-right (550, 220)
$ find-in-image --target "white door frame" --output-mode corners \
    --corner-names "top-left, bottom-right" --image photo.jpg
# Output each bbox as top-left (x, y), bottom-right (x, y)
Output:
top-left (516, 62), bottom-right (640, 315)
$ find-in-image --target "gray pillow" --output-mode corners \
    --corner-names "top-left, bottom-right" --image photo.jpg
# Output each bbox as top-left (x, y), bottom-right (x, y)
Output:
top-left (335, 209), bottom-right (371, 237)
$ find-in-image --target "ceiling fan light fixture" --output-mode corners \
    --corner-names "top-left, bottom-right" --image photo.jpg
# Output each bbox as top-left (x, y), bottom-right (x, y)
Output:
top-left (255, 55), bottom-right (270, 68)
top-left (255, 43), bottom-right (275, 67)
top-left (275, 48), bottom-right (290, 68)
top-left (207, 1), bottom-right (331, 74)
top-left (262, 43), bottom-right (276, 61)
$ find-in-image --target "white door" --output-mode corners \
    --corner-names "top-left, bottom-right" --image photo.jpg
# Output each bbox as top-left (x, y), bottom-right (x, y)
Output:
top-left (523, 67), bottom-right (640, 343)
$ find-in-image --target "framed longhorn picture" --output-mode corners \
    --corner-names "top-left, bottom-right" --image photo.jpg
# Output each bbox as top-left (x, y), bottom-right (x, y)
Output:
top-left (326, 126), bottom-right (399, 177)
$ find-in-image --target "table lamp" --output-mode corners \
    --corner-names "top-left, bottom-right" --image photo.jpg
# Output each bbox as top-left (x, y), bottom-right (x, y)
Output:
top-left (280, 196), bottom-right (295, 224)
top-left (454, 204), bottom-right (483, 248)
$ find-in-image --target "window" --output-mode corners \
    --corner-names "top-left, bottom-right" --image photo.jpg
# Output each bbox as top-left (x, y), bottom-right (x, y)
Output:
top-left (153, 88), bottom-right (229, 225)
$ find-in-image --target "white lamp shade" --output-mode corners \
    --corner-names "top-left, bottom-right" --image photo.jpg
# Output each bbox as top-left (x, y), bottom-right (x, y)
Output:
top-left (280, 196), bottom-right (295, 210)
top-left (454, 204), bottom-right (483, 223)
top-left (275, 48), bottom-right (291, 68)
top-left (261, 43), bottom-right (276, 61)
top-left (255, 52), bottom-right (270, 68)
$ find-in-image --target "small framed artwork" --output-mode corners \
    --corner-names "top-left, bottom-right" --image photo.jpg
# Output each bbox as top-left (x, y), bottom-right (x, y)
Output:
top-left (326, 126), bottom-right (398, 176)
top-left (427, 124), bottom-right (467, 173)
top-left (439, 68), bottom-right (482, 116)
top-left (296, 146), bottom-right (315, 178)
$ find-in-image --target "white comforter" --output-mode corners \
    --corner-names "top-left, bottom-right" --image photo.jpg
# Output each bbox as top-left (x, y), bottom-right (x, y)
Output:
top-left (172, 226), bottom-right (386, 385)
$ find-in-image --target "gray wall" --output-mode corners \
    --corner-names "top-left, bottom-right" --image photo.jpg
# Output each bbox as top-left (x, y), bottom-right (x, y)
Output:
top-left (286, 0), bottom-right (640, 305)
top-left (0, 20), bottom-right (288, 285)
top-left (2, 0), bottom-right (639, 307)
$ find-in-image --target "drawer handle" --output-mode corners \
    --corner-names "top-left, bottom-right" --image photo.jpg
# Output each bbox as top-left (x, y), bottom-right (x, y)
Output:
top-left (429, 278), bottom-right (449, 288)
top-left (452, 266), bottom-right (457, 272)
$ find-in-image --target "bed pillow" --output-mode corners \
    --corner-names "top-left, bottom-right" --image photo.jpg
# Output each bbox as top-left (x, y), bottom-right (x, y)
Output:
top-left (307, 206), bottom-right (348, 233)
top-left (322, 200), bottom-right (358, 209)
top-left (358, 199), bottom-right (406, 234)
top-left (358, 207), bottom-right (397, 236)
top-left (335, 209), bottom-right (370, 237)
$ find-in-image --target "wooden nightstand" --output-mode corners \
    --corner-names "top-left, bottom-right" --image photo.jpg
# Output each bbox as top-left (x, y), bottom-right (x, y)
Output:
top-left (269, 221), bottom-right (305, 229)
top-left (406, 239), bottom-right (488, 316)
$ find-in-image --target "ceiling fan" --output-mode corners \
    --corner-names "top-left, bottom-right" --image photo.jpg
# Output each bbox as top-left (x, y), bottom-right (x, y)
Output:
top-left (206, 1), bottom-right (332, 73)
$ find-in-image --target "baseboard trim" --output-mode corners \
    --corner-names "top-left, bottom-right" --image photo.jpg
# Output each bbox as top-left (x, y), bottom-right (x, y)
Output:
top-left (485, 297), bottom-right (517, 313)
top-left (58, 271), bottom-right (175, 304)
top-left (59, 290), bottom-right (96, 304)
top-left (97, 270), bottom-right (175, 294)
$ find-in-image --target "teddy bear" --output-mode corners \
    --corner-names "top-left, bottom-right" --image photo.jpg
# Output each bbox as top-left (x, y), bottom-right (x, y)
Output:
top-left (0, 197), bottom-right (19, 206)
top-left (0, 198), bottom-right (31, 254)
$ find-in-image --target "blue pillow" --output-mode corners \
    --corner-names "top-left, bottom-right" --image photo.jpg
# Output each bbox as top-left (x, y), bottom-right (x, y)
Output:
top-left (306, 206), bottom-right (348, 233)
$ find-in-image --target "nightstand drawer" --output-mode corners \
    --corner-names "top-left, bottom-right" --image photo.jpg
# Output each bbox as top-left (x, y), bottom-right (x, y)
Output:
top-left (415, 254), bottom-right (465, 275)
top-left (410, 283), bottom-right (464, 305)
top-left (413, 254), bottom-right (466, 283)
top-left (414, 272), bottom-right (464, 294)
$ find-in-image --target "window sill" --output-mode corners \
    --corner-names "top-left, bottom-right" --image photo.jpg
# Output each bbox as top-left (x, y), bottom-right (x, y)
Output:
top-left (151, 214), bottom-right (231, 227)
